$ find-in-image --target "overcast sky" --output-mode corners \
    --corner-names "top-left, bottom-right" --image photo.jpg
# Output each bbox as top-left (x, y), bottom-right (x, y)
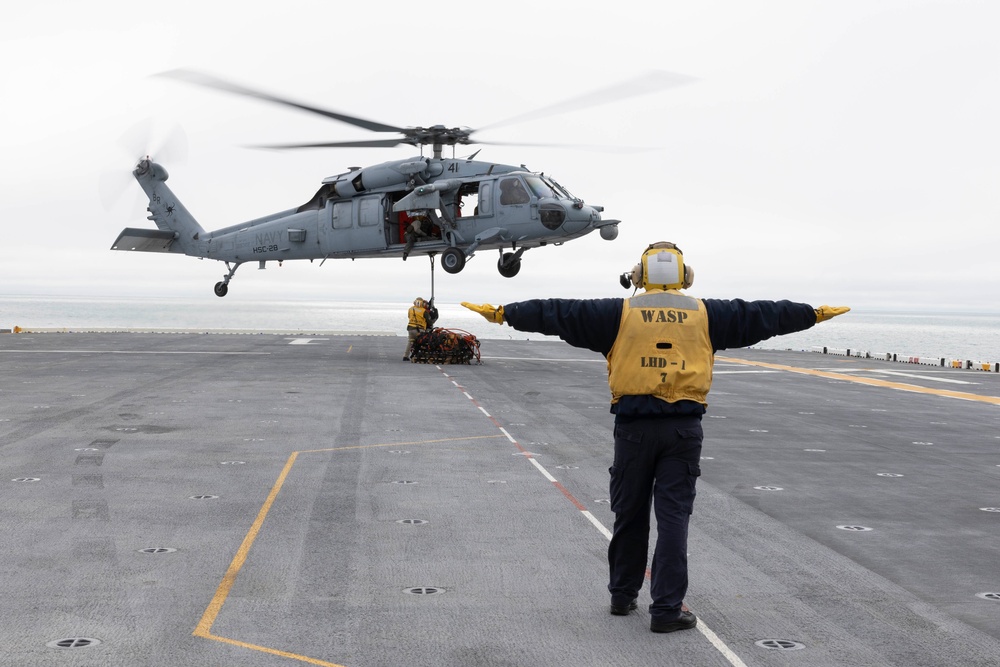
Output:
top-left (2, 0), bottom-right (997, 311)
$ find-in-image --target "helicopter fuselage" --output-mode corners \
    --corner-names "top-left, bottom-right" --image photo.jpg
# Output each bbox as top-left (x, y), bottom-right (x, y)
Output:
top-left (107, 69), bottom-right (677, 296)
top-left (207, 157), bottom-right (612, 260)
top-left (112, 155), bottom-right (619, 295)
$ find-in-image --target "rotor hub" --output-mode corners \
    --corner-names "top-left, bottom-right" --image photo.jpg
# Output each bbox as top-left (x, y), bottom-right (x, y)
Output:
top-left (405, 126), bottom-right (473, 147)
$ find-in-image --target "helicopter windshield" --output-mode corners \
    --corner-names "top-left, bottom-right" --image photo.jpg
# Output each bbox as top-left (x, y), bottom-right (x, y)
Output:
top-left (541, 176), bottom-right (574, 200)
top-left (523, 175), bottom-right (556, 199)
top-left (551, 178), bottom-right (575, 199)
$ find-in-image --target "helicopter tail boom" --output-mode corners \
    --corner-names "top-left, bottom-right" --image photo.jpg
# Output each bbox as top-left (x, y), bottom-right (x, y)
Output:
top-left (115, 159), bottom-right (206, 255)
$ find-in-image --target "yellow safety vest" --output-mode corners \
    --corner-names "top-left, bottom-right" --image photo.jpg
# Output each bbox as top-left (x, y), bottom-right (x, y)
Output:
top-left (407, 306), bottom-right (427, 330)
top-left (607, 289), bottom-right (714, 407)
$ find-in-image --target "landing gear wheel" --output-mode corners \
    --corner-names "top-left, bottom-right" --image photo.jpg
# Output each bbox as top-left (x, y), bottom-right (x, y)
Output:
top-left (497, 253), bottom-right (521, 278)
top-left (216, 262), bottom-right (242, 298)
top-left (441, 247), bottom-right (466, 274)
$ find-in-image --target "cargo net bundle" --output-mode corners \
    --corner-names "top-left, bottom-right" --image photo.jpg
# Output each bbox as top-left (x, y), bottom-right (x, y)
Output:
top-left (410, 328), bottom-right (481, 365)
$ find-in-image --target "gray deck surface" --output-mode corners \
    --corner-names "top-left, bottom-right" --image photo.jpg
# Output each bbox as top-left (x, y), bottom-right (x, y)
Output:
top-left (2, 332), bottom-right (999, 666)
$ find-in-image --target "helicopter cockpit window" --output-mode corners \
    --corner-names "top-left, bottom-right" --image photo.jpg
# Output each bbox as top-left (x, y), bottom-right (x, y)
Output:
top-left (524, 176), bottom-right (556, 199)
top-left (499, 177), bottom-right (530, 205)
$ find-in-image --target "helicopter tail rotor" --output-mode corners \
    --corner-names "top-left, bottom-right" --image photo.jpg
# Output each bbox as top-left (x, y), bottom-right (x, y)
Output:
top-left (100, 119), bottom-right (188, 213)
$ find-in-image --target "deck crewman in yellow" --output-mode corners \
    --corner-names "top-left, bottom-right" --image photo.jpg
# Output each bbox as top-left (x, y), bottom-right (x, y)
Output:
top-left (463, 241), bottom-right (848, 633)
top-left (607, 288), bottom-right (713, 408)
top-left (403, 297), bottom-right (428, 361)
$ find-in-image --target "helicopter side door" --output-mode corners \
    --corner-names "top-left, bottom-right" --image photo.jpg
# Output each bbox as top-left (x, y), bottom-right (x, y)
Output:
top-left (320, 194), bottom-right (389, 255)
top-left (495, 175), bottom-right (535, 234)
top-left (475, 181), bottom-right (493, 218)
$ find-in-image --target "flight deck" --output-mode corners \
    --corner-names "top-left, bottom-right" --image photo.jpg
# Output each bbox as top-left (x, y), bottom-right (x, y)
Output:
top-left (2, 332), bottom-right (999, 666)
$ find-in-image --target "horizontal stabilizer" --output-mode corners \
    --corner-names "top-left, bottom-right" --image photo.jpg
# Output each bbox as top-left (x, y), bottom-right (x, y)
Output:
top-left (111, 228), bottom-right (176, 253)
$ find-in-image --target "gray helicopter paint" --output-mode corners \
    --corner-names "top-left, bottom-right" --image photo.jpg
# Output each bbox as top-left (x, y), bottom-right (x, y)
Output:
top-left (114, 160), bottom-right (612, 263)
top-left (110, 68), bottom-right (634, 296)
top-left (3, 334), bottom-right (1000, 666)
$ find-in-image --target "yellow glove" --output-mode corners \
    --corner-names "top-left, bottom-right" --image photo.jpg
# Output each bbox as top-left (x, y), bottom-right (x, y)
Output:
top-left (461, 302), bottom-right (505, 324)
top-left (815, 305), bottom-right (850, 323)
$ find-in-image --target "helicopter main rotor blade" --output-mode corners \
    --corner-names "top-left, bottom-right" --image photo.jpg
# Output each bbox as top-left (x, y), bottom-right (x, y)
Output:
top-left (474, 139), bottom-right (655, 154)
top-left (477, 70), bottom-right (698, 132)
top-left (251, 139), bottom-right (408, 150)
top-left (156, 68), bottom-right (694, 153)
top-left (157, 69), bottom-right (405, 134)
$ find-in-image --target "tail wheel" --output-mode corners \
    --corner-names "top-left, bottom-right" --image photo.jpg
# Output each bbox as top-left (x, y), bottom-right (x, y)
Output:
top-left (441, 247), bottom-right (466, 274)
top-left (214, 282), bottom-right (229, 297)
top-left (498, 253), bottom-right (521, 278)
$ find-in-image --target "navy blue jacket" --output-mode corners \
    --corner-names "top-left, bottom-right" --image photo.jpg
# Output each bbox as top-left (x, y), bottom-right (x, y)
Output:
top-left (502, 297), bottom-right (817, 418)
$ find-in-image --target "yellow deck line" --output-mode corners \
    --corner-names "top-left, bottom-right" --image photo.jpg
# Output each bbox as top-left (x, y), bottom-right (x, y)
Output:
top-left (717, 355), bottom-right (1000, 405)
top-left (298, 434), bottom-right (504, 454)
top-left (193, 434), bottom-right (505, 666)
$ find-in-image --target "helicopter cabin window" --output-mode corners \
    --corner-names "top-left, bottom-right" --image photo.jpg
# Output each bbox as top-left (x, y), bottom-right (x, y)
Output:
top-left (457, 183), bottom-right (479, 217)
top-left (478, 182), bottom-right (493, 216)
top-left (332, 201), bottom-right (353, 229)
top-left (499, 177), bottom-right (530, 205)
top-left (358, 197), bottom-right (380, 227)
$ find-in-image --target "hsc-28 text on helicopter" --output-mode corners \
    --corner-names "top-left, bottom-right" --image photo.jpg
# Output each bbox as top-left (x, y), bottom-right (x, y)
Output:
top-left (111, 69), bottom-right (692, 297)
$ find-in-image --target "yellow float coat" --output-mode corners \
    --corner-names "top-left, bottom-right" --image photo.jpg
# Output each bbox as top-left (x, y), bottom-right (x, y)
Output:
top-left (407, 306), bottom-right (427, 330)
top-left (607, 290), bottom-right (714, 407)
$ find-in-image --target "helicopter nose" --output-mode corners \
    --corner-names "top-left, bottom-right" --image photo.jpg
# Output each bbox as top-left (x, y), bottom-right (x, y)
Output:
top-left (559, 207), bottom-right (593, 236)
top-left (540, 201), bottom-right (604, 237)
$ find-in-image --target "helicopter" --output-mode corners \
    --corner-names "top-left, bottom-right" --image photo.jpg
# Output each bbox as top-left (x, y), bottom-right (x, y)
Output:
top-left (111, 69), bottom-right (691, 297)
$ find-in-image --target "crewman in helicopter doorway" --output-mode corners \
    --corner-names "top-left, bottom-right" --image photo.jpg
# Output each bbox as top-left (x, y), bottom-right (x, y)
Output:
top-left (401, 213), bottom-right (432, 261)
top-left (462, 241), bottom-right (849, 633)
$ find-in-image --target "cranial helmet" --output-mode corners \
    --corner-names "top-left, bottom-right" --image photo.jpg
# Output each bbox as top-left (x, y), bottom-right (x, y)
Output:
top-left (619, 242), bottom-right (694, 291)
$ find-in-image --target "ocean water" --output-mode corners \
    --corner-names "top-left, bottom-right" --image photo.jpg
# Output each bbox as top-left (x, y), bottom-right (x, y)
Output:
top-left (754, 310), bottom-right (1000, 362)
top-left (2, 296), bottom-right (999, 363)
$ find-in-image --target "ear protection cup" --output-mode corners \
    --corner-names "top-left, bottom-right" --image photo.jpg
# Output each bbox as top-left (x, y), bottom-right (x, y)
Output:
top-left (628, 263), bottom-right (642, 288)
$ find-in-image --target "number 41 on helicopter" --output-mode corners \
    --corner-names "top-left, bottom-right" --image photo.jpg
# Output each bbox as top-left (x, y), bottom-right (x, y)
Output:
top-left (110, 69), bottom-right (692, 297)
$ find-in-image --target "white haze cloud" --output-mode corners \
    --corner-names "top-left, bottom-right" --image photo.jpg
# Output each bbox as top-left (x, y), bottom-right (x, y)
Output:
top-left (2, 0), bottom-right (998, 312)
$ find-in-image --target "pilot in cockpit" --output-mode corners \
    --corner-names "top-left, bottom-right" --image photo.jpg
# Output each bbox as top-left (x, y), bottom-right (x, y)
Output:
top-left (499, 177), bottom-right (530, 205)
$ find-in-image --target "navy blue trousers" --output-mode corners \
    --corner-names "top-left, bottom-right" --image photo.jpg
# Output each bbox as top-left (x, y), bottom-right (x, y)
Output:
top-left (607, 415), bottom-right (702, 620)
